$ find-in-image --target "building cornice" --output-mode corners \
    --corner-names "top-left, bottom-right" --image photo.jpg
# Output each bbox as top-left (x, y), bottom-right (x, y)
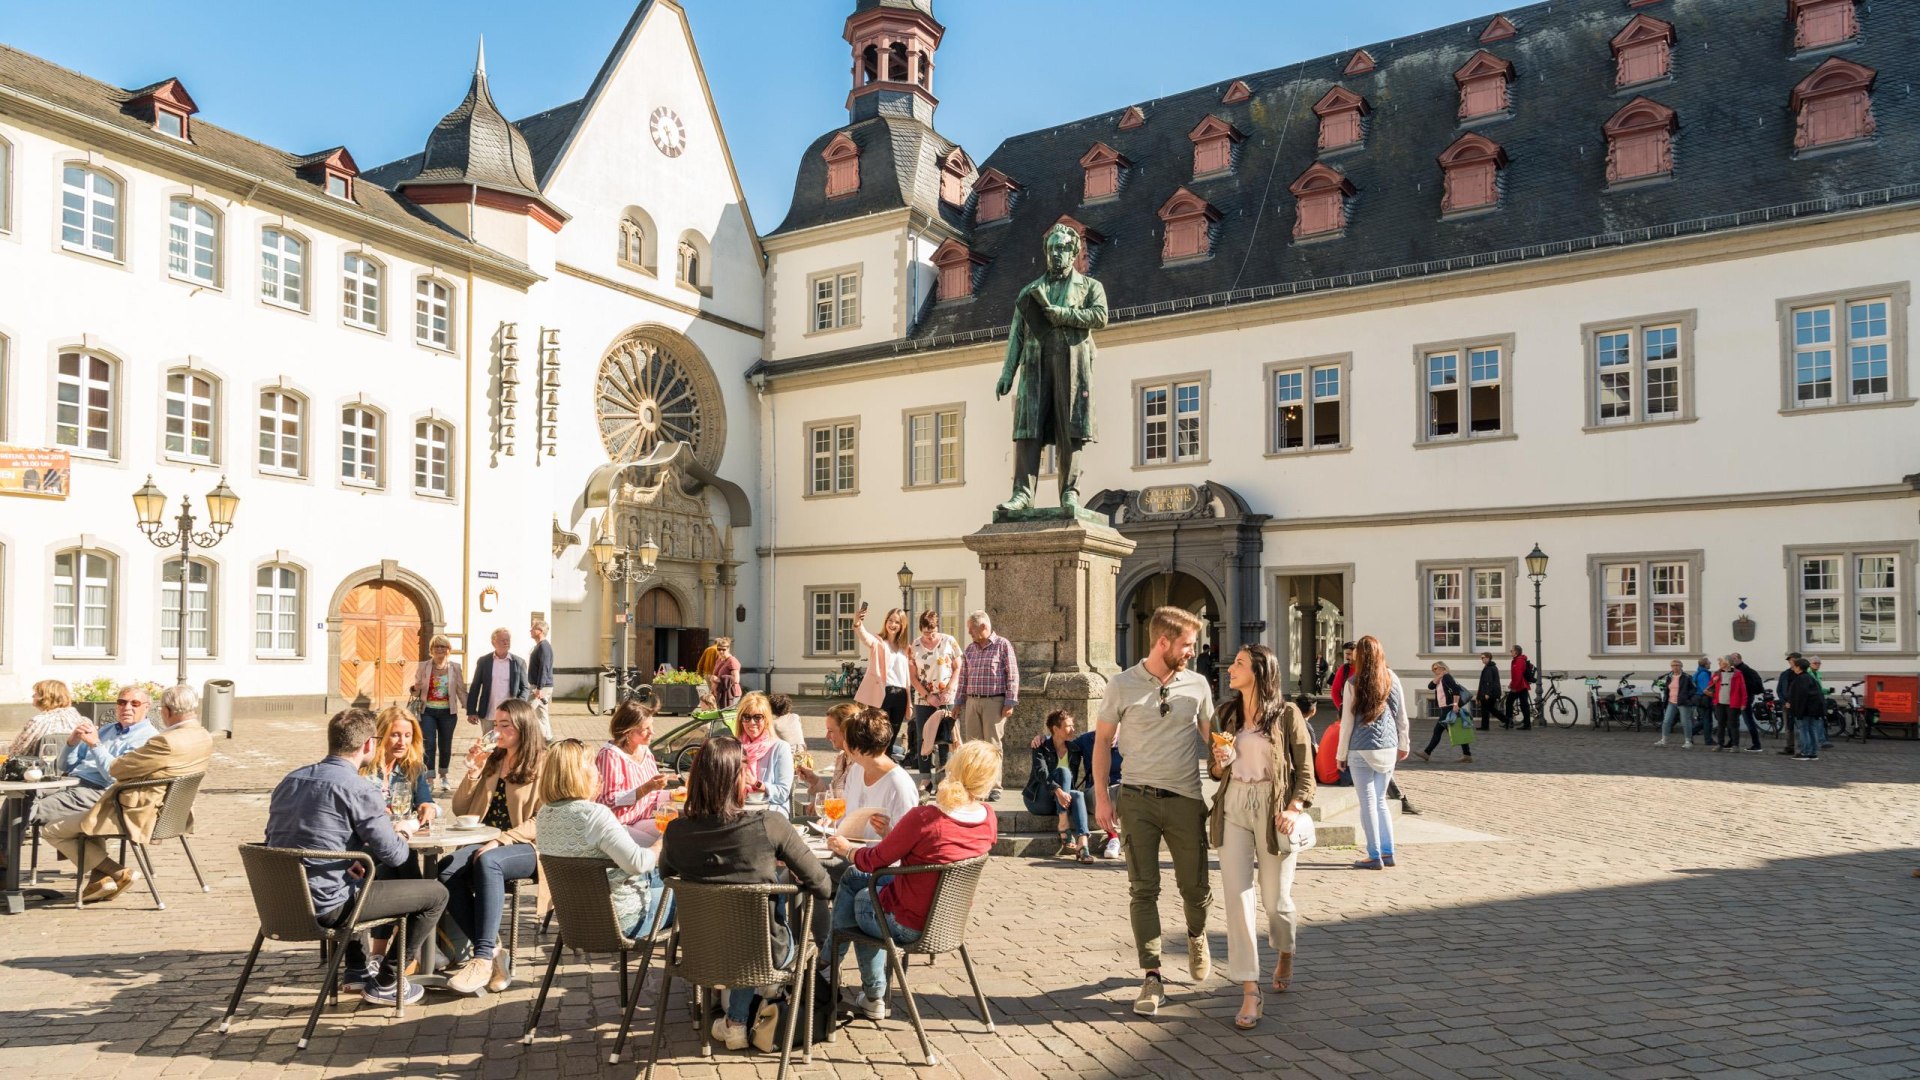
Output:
top-left (761, 207), bottom-right (912, 253)
top-left (554, 262), bottom-right (764, 340)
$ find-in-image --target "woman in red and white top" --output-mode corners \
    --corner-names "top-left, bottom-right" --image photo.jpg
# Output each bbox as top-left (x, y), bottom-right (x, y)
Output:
top-left (908, 609), bottom-right (962, 775)
top-left (825, 739), bottom-right (1000, 1020)
top-left (594, 700), bottom-right (669, 835)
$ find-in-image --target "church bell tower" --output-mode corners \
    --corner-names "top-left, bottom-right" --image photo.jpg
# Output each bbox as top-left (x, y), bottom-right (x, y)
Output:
top-left (844, 0), bottom-right (943, 125)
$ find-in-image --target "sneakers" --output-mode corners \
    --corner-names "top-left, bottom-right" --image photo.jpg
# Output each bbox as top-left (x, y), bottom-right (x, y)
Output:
top-left (80, 868), bottom-right (138, 904)
top-left (1187, 934), bottom-right (1212, 982)
top-left (988, 788), bottom-right (1003, 802)
top-left (362, 977), bottom-right (424, 1006)
top-left (444, 957), bottom-right (493, 995)
top-left (1132, 973), bottom-right (1166, 1016)
top-left (1744, 746), bottom-right (1763, 753)
top-left (1414, 750), bottom-right (1430, 762)
top-left (341, 964), bottom-right (374, 993)
top-left (709, 1015), bottom-right (749, 1050)
top-left (1681, 742), bottom-right (1693, 749)
top-left (487, 954), bottom-right (513, 993)
top-left (1102, 835), bottom-right (1123, 860)
top-left (1652, 739), bottom-right (1668, 747)
top-left (839, 986), bottom-right (887, 1021)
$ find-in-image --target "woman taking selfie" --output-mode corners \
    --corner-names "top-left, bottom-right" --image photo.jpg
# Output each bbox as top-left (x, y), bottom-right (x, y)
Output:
top-left (440, 698), bottom-right (548, 995)
top-left (1207, 645), bottom-right (1314, 1028)
top-left (1334, 636), bottom-right (1409, 871)
top-left (854, 603), bottom-right (913, 756)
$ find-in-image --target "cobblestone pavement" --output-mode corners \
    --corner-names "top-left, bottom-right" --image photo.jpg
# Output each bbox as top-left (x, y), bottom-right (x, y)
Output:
top-left (3, 705), bottom-right (1917, 1079)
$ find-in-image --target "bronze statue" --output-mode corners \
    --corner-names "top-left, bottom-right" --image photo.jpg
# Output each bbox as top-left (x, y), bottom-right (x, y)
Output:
top-left (994, 223), bottom-right (1109, 520)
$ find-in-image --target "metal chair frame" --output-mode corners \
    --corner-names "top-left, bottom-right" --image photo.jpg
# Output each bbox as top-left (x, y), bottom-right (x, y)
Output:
top-left (827, 855), bottom-right (994, 1067)
top-left (522, 854), bottom-right (677, 1064)
top-left (74, 772), bottom-right (209, 910)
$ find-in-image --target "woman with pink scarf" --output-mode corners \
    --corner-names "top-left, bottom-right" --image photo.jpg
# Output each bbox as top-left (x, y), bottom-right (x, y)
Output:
top-left (594, 700), bottom-right (671, 834)
top-left (734, 691), bottom-right (794, 811)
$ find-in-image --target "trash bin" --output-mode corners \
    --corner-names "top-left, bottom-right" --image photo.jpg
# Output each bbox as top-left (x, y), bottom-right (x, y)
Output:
top-left (202, 678), bottom-right (235, 739)
top-left (598, 670), bottom-right (618, 713)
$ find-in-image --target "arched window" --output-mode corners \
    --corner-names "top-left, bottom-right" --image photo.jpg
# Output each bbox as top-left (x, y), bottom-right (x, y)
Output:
top-left (676, 232), bottom-right (711, 293)
top-left (413, 418), bottom-right (453, 497)
top-left (167, 197), bottom-right (220, 285)
top-left (342, 252), bottom-right (383, 331)
top-left (340, 404), bottom-right (383, 488)
top-left (52, 546), bottom-right (115, 657)
top-left (255, 563), bottom-right (303, 658)
top-left (55, 350), bottom-right (117, 457)
top-left (60, 164), bottom-right (121, 259)
top-left (1604, 98), bottom-right (1677, 184)
top-left (414, 277), bottom-right (454, 349)
top-left (257, 387), bottom-right (306, 477)
top-left (261, 227), bottom-right (307, 309)
top-left (161, 556), bottom-right (216, 659)
top-left (164, 369), bottom-right (220, 465)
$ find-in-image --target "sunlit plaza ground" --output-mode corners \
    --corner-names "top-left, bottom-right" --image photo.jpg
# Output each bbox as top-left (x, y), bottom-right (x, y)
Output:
top-left (3, 703), bottom-right (1916, 1079)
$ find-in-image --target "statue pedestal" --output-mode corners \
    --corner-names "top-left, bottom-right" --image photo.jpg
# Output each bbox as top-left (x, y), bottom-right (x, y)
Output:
top-left (962, 519), bottom-right (1137, 766)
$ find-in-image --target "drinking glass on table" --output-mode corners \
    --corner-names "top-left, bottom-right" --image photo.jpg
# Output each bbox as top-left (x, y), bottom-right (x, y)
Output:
top-left (653, 807), bottom-right (678, 833)
top-left (823, 796), bottom-right (846, 824)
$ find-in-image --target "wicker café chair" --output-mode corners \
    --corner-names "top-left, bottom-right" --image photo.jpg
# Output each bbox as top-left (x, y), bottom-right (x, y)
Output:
top-left (523, 855), bottom-right (677, 1064)
top-left (220, 844), bottom-right (412, 1050)
top-left (644, 879), bottom-right (818, 1080)
top-left (828, 855), bottom-right (994, 1067)
top-left (76, 771), bottom-right (210, 910)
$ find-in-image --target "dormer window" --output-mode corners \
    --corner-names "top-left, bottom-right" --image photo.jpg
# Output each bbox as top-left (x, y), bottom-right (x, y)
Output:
top-left (1454, 50), bottom-right (1515, 122)
top-left (1438, 133), bottom-right (1507, 214)
top-left (1345, 50), bottom-right (1377, 76)
top-left (1079, 142), bottom-right (1130, 202)
top-left (127, 78), bottom-right (199, 142)
top-left (1480, 15), bottom-right (1517, 43)
top-left (823, 131), bottom-right (860, 199)
top-left (325, 172), bottom-right (352, 200)
top-left (1119, 106), bottom-right (1145, 131)
top-left (931, 239), bottom-right (985, 301)
top-left (1157, 188), bottom-right (1220, 264)
top-left (1223, 80), bottom-right (1252, 105)
top-left (939, 146), bottom-right (974, 207)
top-left (1188, 116), bottom-right (1244, 179)
top-left (1792, 57), bottom-right (1875, 151)
top-left (1604, 97), bottom-right (1677, 184)
top-left (155, 108), bottom-right (187, 140)
top-left (1054, 215), bottom-right (1105, 274)
top-left (1791, 0), bottom-right (1859, 52)
top-left (1290, 163), bottom-right (1354, 240)
top-left (1611, 14), bottom-right (1675, 88)
top-left (974, 168), bottom-right (1018, 224)
top-left (297, 147), bottom-right (360, 202)
top-left (1313, 87), bottom-right (1369, 152)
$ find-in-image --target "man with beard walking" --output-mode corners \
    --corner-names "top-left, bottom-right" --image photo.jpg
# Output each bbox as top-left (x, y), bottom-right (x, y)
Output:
top-left (1094, 606), bottom-right (1215, 1017)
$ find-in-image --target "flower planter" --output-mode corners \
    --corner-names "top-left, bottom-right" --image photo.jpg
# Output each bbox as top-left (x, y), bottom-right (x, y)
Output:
top-left (75, 701), bottom-right (120, 724)
top-left (650, 682), bottom-right (703, 716)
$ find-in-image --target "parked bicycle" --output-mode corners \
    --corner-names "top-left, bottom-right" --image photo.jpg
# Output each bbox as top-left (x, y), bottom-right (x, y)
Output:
top-left (1537, 671), bottom-right (1579, 727)
top-left (1828, 681), bottom-right (1877, 741)
top-left (585, 665), bottom-right (653, 716)
top-left (1750, 689), bottom-right (1785, 738)
top-left (1585, 673), bottom-right (1647, 731)
top-left (822, 658), bottom-right (865, 698)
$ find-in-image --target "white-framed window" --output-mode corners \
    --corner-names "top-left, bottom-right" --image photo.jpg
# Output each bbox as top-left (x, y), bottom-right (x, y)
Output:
top-left (1267, 355), bottom-right (1349, 453)
top-left (341, 253), bottom-right (383, 331)
top-left (807, 419), bottom-right (858, 496)
top-left (1779, 285), bottom-right (1910, 411)
top-left (324, 173), bottom-right (350, 200)
top-left (807, 586), bottom-right (859, 656)
top-left (260, 228), bottom-right (306, 309)
top-left (1584, 312), bottom-right (1694, 428)
top-left (164, 370), bottom-right (218, 464)
top-left (167, 198), bottom-right (219, 285)
top-left (909, 583), bottom-right (965, 639)
top-left (810, 269), bottom-right (860, 332)
top-left (160, 557), bottom-right (214, 659)
top-left (60, 165), bottom-right (120, 259)
top-left (254, 564), bottom-right (302, 658)
top-left (904, 406), bottom-right (962, 488)
top-left (1788, 542), bottom-right (1916, 655)
top-left (413, 419), bottom-right (452, 497)
top-left (1416, 336), bottom-right (1512, 443)
top-left (340, 405), bottom-right (382, 488)
top-left (1589, 552), bottom-right (1701, 656)
top-left (55, 350), bottom-right (116, 457)
top-left (52, 547), bottom-right (114, 657)
top-left (0, 136), bottom-right (12, 233)
top-left (1137, 376), bottom-right (1206, 466)
top-left (257, 388), bottom-right (305, 477)
top-left (414, 278), bottom-right (453, 349)
top-left (154, 109), bottom-right (187, 141)
top-left (1417, 560), bottom-right (1514, 655)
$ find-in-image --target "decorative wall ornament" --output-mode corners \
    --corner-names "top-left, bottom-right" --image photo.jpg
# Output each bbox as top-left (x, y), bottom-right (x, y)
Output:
top-left (595, 327), bottom-right (726, 473)
top-left (496, 322), bottom-right (519, 458)
top-left (537, 327), bottom-right (561, 459)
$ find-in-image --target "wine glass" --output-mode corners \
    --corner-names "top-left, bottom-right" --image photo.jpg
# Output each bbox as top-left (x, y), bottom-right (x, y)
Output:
top-left (823, 796), bottom-right (846, 823)
top-left (653, 807), bottom-right (677, 833)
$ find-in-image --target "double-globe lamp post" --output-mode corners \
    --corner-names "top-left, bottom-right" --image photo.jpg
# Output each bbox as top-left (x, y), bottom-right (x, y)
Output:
top-left (1526, 543), bottom-right (1549, 723)
top-left (132, 474), bottom-right (240, 688)
top-left (590, 522), bottom-right (659, 679)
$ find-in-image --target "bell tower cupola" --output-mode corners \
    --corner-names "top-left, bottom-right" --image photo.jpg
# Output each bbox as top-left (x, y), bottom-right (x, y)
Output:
top-left (844, 0), bottom-right (943, 125)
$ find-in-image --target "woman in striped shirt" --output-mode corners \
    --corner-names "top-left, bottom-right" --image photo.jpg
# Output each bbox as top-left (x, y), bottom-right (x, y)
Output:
top-left (594, 700), bottom-right (670, 835)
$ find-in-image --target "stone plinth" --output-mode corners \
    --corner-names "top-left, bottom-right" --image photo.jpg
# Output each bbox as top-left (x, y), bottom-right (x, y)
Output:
top-left (963, 519), bottom-right (1136, 763)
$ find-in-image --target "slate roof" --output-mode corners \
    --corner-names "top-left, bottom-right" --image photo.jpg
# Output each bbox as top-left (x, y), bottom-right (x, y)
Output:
top-left (0, 42), bottom-right (491, 254)
top-left (769, 114), bottom-right (968, 236)
top-left (765, 0), bottom-right (1920, 370)
top-left (362, 56), bottom-right (547, 202)
top-left (853, 0), bottom-right (935, 15)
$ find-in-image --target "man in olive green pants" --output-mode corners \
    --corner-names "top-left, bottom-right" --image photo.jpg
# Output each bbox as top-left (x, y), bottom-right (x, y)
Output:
top-left (1094, 606), bottom-right (1216, 1017)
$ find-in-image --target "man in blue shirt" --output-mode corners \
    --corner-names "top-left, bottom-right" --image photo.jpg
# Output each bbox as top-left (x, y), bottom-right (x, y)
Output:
top-left (30, 685), bottom-right (156, 827)
top-left (1692, 658), bottom-right (1715, 743)
top-left (265, 708), bottom-right (448, 1006)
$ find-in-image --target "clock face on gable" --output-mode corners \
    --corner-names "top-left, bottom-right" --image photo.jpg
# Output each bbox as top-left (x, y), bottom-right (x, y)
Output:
top-left (649, 106), bottom-right (687, 158)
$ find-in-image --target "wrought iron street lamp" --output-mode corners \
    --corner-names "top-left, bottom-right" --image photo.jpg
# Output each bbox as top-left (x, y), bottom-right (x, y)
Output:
top-left (133, 475), bottom-right (239, 687)
top-left (1526, 544), bottom-right (1549, 725)
top-left (592, 518), bottom-right (659, 676)
top-left (897, 562), bottom-right (914, 619)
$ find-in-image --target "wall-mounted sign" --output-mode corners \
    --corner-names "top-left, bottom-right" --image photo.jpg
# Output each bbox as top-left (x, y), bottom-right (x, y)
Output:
top-left (0, 446), bottom-right (71, 499)
top-left (1138, 484), bottom-right (1199, 516)
top-left (477, 570), bottom-right (500, 580)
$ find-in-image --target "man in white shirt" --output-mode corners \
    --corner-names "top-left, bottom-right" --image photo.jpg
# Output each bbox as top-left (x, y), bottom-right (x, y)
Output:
top-left (1093, 605), bottom-right (1216, 1017)
top-left (465, 628), bottom-right (526, 727)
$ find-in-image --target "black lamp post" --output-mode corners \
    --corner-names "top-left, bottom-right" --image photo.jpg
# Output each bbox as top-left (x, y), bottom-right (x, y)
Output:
top-left (133, 474), bottom-right (239, 687)
top-left (897, 562), bottom-right (914, 619)
top-left (591, 520), bottom-right (659, 681)
top-left (1526, 543), bottom-right (1549, 724)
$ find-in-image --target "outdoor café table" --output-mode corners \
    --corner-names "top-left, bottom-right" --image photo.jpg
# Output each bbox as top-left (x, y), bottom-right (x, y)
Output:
top-left (1, 776), bottom-right (80, 915)
top-left (403, 822), bottom-right (502, 986)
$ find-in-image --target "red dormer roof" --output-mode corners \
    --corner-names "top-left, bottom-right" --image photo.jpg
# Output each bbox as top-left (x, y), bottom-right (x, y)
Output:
top-left (1344, 50), bottom-right (1377, 76)
top-left (1480, 15), bottom-right (1518, 43)
top-left (1438, 131), bottom-right (1509, 168)
top-left (297, 146), bottom-right (361, 178)
top-left (1289, 161), bottom-right (1356, 197)
top-left (1612, 12), bottom-right (1675, 50)
top-left (1119, 105), bottom-right (1146, 130)
top-left (1157, 187), bottom-right (1222, 223)
top-left (1791, 55), bottom-right (1875, 111)
top-left (1188, 115), bottom-right (1246, 145)
top-left (1079, 142), bottom-right (1131, 170)
top-left (127, 77), bottom-right (200, 117)
top-left (1454, 50), bottom-right (1516, 86)
top-left (1313, 86), bottom-right (1370, 118)
top-left (1603, 96), bottom-right (1677, 137)
top-left (1222, 80), bottom-right (1252, 105)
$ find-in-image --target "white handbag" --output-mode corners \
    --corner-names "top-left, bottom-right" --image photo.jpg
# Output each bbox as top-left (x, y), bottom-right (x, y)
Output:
top-left (1285, 811), bottom-right (1318, 853)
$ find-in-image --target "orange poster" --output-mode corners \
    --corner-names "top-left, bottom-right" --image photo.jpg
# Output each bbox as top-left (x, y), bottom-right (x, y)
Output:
top-left (0, 446), bottom-right (72, 499)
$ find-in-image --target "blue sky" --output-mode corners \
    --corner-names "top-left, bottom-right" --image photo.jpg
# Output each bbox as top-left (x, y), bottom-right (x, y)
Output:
top-left (3, 0), bottom-right (1506, 227)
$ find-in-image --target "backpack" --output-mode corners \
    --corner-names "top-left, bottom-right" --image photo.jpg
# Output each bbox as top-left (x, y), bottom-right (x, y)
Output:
top-left (1524, 659), bottom-right (1538, 684)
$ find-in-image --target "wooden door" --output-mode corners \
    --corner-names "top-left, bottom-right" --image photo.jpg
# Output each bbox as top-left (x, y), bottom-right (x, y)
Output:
top-left (338, 583), bottom-right (424, 706)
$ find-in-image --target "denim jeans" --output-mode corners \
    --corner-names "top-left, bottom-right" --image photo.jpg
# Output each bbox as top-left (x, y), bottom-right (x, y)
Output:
top-left (1347, 755), bottom-right (1396, 861)
top-left (832, 868), bottom-right (922, 999)
top-left (1796, 716), bottom-right (1824, 757)
top-left (624, 869), bottom-right (674, 940)
top-left (419, 706), bottom-right (458, 774)
top-left (437, 841), bottom-right (537, 960)
top-left (1660, 702), bottom-right (1691, 741)
top-left (725, 924), bottom-right (796, 1024)
top-left (1023, 766), bottom-right (1089, 838)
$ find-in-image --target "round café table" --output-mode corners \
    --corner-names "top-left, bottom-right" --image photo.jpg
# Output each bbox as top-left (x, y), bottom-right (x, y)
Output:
top-left (402, 823), bottom-right (502, 987)
top-left (1, 776), bottom-right (81, 915)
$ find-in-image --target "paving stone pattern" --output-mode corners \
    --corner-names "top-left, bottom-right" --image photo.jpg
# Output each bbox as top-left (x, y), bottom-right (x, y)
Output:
top-left (2, 706), bottom-right (1917, 1079)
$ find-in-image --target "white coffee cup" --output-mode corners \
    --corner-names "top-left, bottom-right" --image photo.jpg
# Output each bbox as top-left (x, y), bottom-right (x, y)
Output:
top-left (22, 767), bottom-right (44, 783)
top-left (455, 814), bottom-right (482, 829)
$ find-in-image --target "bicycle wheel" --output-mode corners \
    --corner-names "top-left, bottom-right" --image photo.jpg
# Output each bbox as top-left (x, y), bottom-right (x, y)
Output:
top-left (1548, 694), bottom-right (1576, 728)
top-left (1824, 708), bottom-right (1849, 740)
top-left (1638, 702), bottom-right (1662, 732)
top-left (586, 687), bottom-right (604, 716)
top-left (671, 743), bottom-right (701, 773)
